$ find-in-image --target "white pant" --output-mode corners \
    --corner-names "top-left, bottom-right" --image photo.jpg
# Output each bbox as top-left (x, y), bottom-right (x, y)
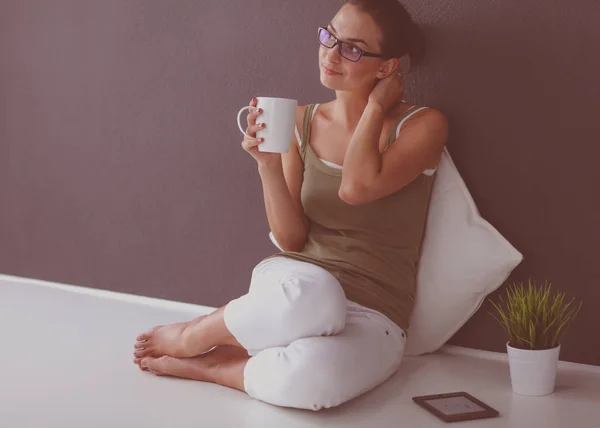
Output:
top-left (223, 257), bottom-right (407, 411)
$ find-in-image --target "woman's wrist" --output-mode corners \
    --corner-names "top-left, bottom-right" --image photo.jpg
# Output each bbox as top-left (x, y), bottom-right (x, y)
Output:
top-left (258, 157), bottom-right (283, 177)
top-left (365, 100), bottom-right (385, 116)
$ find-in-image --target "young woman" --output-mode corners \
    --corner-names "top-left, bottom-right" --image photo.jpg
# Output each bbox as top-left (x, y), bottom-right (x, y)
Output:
top-left (133, 0), bottom-right (448, 411)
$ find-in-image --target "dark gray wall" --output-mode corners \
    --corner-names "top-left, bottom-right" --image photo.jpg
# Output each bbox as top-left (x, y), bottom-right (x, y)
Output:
top-left (1, 0), bottom-right (598, 365)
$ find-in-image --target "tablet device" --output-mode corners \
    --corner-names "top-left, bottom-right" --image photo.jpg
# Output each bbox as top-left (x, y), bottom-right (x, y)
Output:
top-left (412, 391), bottom-right (500, 423)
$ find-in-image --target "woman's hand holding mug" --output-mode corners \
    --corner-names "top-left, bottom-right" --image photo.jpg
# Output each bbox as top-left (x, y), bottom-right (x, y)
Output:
top-left (240, 98), bottom-right (281, 167)
top-left (237, 96), bottom-right (298, 168)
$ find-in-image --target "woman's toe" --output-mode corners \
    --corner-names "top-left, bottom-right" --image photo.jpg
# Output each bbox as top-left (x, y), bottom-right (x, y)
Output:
top-left (141, 357), bottom-right (164, 375)
top-left (134, 341), bottom-right (147, 350)
top-left (140, 357), bottom-right (153, 368)
top-left (134, 348), bottom-right (151, 358)
top-left (134, 358), bottom-right (148, 370)
top-left (136, 327), bottom-right (159, 342)
top-left (136, 332), bottom-right (150, 342)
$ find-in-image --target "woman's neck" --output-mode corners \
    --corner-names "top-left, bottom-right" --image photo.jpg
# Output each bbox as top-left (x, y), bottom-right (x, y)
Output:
top-left (330, 89), bottom-right (372, 130)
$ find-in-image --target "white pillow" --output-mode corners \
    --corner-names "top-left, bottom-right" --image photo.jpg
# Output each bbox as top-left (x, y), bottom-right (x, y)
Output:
top-left (268, 147), bottom-right (523, 356)
top-left (404, 147), bottom-right (523, 355)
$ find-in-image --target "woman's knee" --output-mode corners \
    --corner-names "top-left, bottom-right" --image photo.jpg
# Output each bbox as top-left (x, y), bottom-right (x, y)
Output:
top-left (278, 267), bottom-right (347, 335)
top-left (244, 347), bottom-right (348, 411)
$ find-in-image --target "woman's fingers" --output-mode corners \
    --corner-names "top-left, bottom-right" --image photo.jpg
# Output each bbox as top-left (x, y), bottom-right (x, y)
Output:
top-left (247, 137), bottom-right (264, 149)
top-left (246, 107), bottom-right (263, 127)
top-left (242, 137), bottom-right (264, 151)
top-left (246, 98), bottom-right (259, 126)
top-left (243, 98), bottom-right (265, 156)
top-left (247, 122), bottom-right (265, 136)
top-left (242, 122), bottom-right (265, 144)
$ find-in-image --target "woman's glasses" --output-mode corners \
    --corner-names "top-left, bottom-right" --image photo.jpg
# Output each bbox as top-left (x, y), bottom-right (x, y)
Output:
top-left (317, 27), bottom-right (384, 62)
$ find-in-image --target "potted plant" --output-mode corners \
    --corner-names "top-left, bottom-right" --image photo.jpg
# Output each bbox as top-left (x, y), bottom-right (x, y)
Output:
top-left (488, 279), bottom-right (582, 396)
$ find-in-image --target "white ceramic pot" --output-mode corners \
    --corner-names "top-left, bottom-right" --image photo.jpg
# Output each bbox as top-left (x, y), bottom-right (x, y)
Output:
top-left (506, 341), bottom-right (561, 396)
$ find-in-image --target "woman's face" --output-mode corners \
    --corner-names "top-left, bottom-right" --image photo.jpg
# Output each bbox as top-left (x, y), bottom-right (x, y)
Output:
top-left (319, 5), bottom-right (393, 91)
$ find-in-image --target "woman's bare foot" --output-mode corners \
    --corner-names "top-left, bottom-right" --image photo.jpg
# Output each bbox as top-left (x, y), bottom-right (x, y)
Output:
top-left (133, 316), bottom-right (208, 363)
top-left (140, 345), bottom-right (249, 391)
top-left (133, 306), bottom-right (243, 366)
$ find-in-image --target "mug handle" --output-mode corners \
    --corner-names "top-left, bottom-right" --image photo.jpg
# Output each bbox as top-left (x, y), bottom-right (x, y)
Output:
top-left (237, 106), bottom-right (256, 139)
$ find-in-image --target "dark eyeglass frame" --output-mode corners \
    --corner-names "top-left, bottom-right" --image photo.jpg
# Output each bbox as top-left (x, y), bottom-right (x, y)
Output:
top-left (317, 26), bottom-right (384, 62)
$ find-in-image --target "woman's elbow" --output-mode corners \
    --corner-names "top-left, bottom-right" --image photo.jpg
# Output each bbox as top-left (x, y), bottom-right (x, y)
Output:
top-left (279, 233), bottom-right (308, 252)
top-left (338, 184), bottom-right (369, 206)
top-left (280, 240), bottom-right (306, 253)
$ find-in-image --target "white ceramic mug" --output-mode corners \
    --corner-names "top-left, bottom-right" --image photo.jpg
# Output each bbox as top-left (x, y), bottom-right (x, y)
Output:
top-left (237, 97), bottom-right (298, 153)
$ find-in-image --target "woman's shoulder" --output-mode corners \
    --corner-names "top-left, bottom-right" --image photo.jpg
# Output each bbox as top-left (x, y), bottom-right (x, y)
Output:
top-left (294, 104), bottom-right (319, 145)
top-left (391, 103), bottom-right (447, 130)
top-left (295, 102), bottom-right (330, 128)
top-left (296, 101), bottom-right (329, 114)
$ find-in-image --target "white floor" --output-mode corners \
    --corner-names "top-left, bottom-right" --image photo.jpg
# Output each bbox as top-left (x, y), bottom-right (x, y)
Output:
top-left (1, 274), bottom-right (599, 428)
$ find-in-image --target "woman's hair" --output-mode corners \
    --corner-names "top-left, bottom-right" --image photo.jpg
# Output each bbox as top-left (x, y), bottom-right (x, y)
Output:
top-left (343, 0), bottom-right (426, 66)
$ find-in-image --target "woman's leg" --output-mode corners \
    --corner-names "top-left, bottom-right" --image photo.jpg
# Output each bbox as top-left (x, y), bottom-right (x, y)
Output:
top-left (221, 258), bottom-right (347, 356)
top-left (133, 259), bottom-right (276, 365)
top-left (134, 258), bottom-right (346, 362)
top-left (139, 301), bottom-right (406, 406)
top-left (134, 306), bottom-right (244, 364)
top-left (140, 345), bottom-right (250, 392)
top-left (243, 302), bottom-right (407, 411)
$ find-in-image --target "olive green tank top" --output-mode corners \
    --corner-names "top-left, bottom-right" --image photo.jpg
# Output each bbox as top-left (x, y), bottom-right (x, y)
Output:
top-left (264, 103), bottom-right (436, 334)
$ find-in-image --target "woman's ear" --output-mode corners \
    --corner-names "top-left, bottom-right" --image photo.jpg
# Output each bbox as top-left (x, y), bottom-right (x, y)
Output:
top-left (376, 57), bottom-right (400, 79)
